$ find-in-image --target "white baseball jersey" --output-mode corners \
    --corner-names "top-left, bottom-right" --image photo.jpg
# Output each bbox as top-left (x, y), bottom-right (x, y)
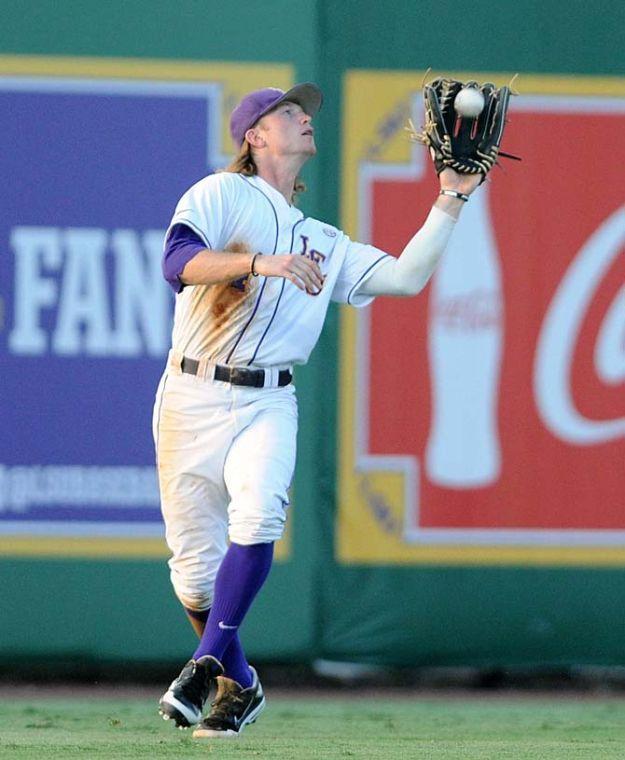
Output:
top-left (166, 172), bottom-right (392, 368)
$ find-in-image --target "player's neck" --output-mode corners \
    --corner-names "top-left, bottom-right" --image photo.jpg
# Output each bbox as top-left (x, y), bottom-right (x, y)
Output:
top-left (256, 155), bottom-right (307, 205)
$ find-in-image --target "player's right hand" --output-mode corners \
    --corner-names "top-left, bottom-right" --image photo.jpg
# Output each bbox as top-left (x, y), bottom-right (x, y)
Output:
top-left (254, 253), bottom-right (324, 294)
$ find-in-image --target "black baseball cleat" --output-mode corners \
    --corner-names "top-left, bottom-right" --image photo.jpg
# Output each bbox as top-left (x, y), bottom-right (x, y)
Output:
top-left (192, 666), bottom-right (265, 739)
top-left (158, 655), bottom-right (224, 728)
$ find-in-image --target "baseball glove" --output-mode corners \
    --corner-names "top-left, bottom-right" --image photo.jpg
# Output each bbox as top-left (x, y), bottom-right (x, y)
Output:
top-left (407, 77), bottom-right (518, 177)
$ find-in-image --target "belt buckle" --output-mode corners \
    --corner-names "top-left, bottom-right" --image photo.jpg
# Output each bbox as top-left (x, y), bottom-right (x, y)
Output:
top-left (229, 367), bottom-right (244, 385)
top-left (230, 366), bottom-right (260, 387)
top-left (241, 367), bottom-right (264, 387)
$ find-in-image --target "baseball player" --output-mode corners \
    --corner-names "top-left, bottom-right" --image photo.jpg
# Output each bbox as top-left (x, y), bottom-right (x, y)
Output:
top-left (154, 81), bottom-right (483, 739)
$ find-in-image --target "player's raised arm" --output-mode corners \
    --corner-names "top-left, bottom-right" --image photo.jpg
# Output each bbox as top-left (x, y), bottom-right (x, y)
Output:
top-left (358, 76), bottom-right (516, 298)
top-left (357, 167), bottom-right (480, 298)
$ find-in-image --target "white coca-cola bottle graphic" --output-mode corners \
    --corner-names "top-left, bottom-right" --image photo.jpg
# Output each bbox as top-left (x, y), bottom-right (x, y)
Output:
top-left (425, 184), bottom-right (503, 488)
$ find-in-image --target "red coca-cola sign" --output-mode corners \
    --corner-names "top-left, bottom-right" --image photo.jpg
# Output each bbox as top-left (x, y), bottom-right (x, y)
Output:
top-left (339, 88), bottom-right (625, 559)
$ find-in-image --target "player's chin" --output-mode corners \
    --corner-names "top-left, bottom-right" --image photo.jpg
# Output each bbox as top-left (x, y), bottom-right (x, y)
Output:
top-left (302, 137), bottom-right (317, 155)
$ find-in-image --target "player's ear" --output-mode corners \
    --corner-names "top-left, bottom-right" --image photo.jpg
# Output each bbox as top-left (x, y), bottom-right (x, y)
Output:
top-left (245, 127), bottom-right (265, 149)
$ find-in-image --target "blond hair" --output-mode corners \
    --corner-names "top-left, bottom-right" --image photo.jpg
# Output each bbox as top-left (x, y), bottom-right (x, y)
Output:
top-left (221, 140), bottom-right (306, 204)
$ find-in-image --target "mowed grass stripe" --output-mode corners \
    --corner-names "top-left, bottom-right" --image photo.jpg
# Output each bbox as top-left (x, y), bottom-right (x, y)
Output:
top-left (1, 696), bottom-right (625, 759)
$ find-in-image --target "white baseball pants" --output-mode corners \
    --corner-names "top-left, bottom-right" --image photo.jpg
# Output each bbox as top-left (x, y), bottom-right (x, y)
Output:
top-left (152, 359), bottom-right (298, 611)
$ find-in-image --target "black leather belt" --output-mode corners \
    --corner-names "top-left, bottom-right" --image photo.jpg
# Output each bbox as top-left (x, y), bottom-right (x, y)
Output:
top-left (180, 356), bottom-right (292, 388)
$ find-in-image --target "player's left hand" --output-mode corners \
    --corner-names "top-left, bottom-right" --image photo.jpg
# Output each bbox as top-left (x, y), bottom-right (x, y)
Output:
top-left (439, 167), bottom-right (482, 197)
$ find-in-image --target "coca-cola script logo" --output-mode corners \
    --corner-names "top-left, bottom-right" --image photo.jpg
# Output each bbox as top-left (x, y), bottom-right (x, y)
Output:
top-left (535, 205), bottom-right (625, 445)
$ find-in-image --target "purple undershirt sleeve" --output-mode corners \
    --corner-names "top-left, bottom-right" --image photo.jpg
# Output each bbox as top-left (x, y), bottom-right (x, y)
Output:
top-left (162, 223), bottom-right (209, 293)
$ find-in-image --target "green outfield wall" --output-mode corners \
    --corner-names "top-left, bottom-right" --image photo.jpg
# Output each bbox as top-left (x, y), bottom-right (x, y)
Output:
top-left (1, 1), bottom-right (624, 670)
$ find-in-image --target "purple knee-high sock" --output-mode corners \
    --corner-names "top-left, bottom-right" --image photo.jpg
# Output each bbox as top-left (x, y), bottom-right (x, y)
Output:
top-left (221, 634), bottom-right (253, 688)
top-left (185, 606), bottom-right (253, 688)
top-left (193, 542), bottom-right (273, 678)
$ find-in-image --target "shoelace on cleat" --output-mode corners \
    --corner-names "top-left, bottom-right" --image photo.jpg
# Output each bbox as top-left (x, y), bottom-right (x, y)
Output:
top-left (176, 662), bottom-right (212, 706)
top-left (203, 689), bottom-right (246, 727)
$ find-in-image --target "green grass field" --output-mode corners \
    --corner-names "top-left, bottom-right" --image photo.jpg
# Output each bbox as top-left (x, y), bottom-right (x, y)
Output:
top-left (1, 692), bottom-right (625, 759)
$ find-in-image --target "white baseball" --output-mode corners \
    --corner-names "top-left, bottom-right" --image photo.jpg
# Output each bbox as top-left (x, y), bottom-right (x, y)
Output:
top-left (454, 88), bottom-right (485, 118)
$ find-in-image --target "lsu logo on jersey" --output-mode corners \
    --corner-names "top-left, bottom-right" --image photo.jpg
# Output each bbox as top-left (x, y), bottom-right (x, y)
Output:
top-left (297, 234), bottom-right (328, 297)
top-left (298, 234), bottom-right (327, 266)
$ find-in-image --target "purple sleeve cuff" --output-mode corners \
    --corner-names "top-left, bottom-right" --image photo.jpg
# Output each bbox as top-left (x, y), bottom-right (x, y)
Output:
top-left (163, 224), bottom-right (209, 293)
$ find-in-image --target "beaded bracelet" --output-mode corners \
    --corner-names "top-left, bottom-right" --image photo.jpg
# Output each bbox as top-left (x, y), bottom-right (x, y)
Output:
top-left (250, 252), bottom-right (262, 276)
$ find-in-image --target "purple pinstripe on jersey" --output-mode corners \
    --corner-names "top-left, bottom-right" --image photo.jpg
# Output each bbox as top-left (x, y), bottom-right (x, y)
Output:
top-left (246, 218), bottom-right (305, 366)
top-left (224, 176), bottom-right (280, 364)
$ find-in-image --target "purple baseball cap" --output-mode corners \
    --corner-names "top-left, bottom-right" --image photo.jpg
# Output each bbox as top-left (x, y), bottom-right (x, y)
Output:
top-left (229, 82), bottom-right (323, 147)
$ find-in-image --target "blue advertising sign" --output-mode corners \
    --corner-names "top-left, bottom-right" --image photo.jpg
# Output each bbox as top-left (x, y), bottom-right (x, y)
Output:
top-left (1, 76), bottom-right (229, 542)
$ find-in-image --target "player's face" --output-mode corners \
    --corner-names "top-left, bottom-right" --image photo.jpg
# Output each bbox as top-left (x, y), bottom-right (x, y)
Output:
top-left (256, 102), bottom-right (316, 158)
